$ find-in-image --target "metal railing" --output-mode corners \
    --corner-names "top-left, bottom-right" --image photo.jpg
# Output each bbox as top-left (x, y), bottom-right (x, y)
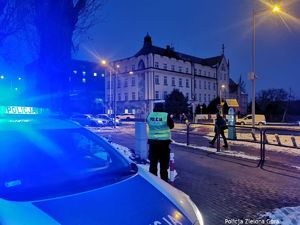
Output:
top-left (183, 122), bottom-right (300, 169)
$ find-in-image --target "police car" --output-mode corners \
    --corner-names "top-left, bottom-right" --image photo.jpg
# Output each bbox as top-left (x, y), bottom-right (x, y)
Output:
top-left (0, 105), bottom-right (204, 225)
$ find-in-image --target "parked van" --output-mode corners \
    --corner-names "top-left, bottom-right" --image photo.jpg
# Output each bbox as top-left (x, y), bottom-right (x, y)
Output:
top-left (237, 114), bottom-right (266, 125)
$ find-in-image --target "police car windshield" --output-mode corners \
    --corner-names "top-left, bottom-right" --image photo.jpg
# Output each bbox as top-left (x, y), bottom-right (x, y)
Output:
top-left (0, 127), bottom-right (136, 201)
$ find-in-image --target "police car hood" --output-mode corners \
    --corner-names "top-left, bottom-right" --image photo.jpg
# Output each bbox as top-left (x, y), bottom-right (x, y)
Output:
top-left (0, 169), bottom-right (199, 225)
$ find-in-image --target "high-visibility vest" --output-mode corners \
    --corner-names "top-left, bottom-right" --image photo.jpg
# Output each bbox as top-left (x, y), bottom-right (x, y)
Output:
top-left (147, 112), bottom-right (171, 140)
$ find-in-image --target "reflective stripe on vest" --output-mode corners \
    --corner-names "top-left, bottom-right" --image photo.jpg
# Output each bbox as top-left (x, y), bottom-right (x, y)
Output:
top-left (147, 112), bottom-right (171, 140)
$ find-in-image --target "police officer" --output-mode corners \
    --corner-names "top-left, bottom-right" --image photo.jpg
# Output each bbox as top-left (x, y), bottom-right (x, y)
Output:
top-left (147, 102), bottom-right (174, 182)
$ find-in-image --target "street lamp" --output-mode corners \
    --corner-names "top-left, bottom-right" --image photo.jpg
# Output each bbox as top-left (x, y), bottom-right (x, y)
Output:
top-left (250, 4), bottom-right (281, 128)
top-left (101, 60), bottom-right (112, 115)
top-left (101, 60), bottom-right (120, 128)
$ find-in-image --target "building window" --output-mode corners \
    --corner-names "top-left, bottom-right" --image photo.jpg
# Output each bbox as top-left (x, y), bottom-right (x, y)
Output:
top-left (171, 65), bottom-right (175, 71)
top-left (179, 66), bottom-right (182, 72)
top-left (163, 63), bottom-right (167, 70)
top-left (172, 77), bottom-right (175, 86)
top-left (199, 94), bottom-right (202, 102)
top-left (224, 74), bottom-right (227, 80)
top-left (204, 80), bottom-right (207, 89)
top-left (186, 79), bottom-right (189, 88)
top-left (164, 76), bottom-right (168, 86)
top-left (132, 65), bottom-right (135, 71)
top-left (125, 93), bottom-right (128, 101)
top-left (124, 78), bottom-right (128, 87)
top-left (155, 75), bottom-right (159, 85)
top-left (155, 91), bottom-right (159, 99)
top-left (204, 94), bottom-right (207, 103)
top-left (179, 78), bottom-right (183, 87)
top-left (213, 95), bottom-right (216, 99)
top-left (131, 77), bottom-right (135, 86)
top-left (208, 71), bottom-right (210, 76)
top-left (208, 94), bottom-right (211, 102)
top-left (199, 80), bottom-right (201, 89)
top-left (118, 93), bottom-right (121, 101)
top-left (132, 92), bottom-right (136, 100)
top-left (194, 80), bottom-right (197, 88)
top-left (194, 94), bottom-right (197, 100)
top-left (186, 68), bottom-right (189, 73)
top-left (213, 83), bottom-right (216, 91)
top-left (163, 91), bottom-right (168, 99)
top-left (117, 79), bottom-right (121, 88)
top-left (208, 81), bottom-right (211, 90)
top-left (155, 62), bottom-right (159, 68)
top-left (194, 68), bottom-right (197, 75)
top-left (199, 69), bottom-right (202, 75)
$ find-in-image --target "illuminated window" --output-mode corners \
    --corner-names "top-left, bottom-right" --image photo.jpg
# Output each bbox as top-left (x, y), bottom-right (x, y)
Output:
top-left (93, 72), bottom-right (97, 77)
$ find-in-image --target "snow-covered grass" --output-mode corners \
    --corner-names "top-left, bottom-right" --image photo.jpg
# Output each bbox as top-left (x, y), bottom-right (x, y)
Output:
top-left (260, 206), bottom-right (300, 225)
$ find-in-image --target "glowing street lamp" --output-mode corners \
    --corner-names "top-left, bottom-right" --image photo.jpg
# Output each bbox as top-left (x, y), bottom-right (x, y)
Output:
top-left (219, 84), bottom-right (226, 115)
top-left (250, 4), bottom-right (281, 128)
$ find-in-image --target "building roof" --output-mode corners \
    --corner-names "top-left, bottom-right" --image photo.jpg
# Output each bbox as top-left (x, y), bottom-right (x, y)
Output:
top-left (134, 34), bottom-right (224, 67)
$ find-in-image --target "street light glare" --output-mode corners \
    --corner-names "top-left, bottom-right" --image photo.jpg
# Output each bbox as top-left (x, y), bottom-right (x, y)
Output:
top-left (272, 5), bottom-right (280, 13)
top-left (101, 60), bottom-right (107, 65)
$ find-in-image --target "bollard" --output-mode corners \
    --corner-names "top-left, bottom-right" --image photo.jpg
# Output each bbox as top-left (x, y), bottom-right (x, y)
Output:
top-left (291, 136), bottom-right (298, 148)
top-left (275, 134), bottom-right (282, 146)
top-left (135, 122), bottom-right (148, 160)
top-left (169, 152), bottom-right (175, 184)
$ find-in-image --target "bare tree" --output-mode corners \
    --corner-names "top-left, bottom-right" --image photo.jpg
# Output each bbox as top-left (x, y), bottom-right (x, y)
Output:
top-left (0, 0), bottom-right (32, 46)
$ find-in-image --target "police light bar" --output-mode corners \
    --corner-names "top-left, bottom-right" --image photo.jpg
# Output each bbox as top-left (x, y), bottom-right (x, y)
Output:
top-left (0, 106), bottom-right (50, 115)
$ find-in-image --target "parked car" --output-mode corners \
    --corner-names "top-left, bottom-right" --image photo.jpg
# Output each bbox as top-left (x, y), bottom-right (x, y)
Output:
top-left (236, 114), bottom-right (266, 126)
top-left (0, 105), bottom-right (204, 225)
top-left (94, 114), bottom-right (114, 126)
top-left (117, 113), bottom-right (135, 121)
top-left (70, 114), bottom-right (107, 127)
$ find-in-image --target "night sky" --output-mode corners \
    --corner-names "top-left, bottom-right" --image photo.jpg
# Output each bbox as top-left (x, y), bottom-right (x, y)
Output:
top-left (75, 0), bottom-right (300, 99)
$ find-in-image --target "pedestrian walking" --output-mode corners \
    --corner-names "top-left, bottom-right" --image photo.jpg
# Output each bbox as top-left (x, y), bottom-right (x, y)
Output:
top-left (146, 102), bottom-right (174, 182)
top-left (209, 112), bottom-right (228, 148)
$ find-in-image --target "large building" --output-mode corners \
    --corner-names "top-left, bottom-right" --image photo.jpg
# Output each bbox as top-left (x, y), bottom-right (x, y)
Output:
top-left (106, 34), bottom-right (231, 117)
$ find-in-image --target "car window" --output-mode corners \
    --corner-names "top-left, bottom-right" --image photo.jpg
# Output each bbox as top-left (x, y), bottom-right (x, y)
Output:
top-left (0, 128), bottom-right (136, 201)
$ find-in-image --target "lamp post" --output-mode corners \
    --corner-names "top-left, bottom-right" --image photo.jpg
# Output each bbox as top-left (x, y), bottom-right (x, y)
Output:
top-left (250, 5), bottom-right (281, 128)
top-left (219, 84), bottom-right (225, 115)
top-left (101, 60), bottom-right (112, 115)
top-left (113, 64), bottom-right (120, 128)
top-left (101, 60), bottom-right (121, 128)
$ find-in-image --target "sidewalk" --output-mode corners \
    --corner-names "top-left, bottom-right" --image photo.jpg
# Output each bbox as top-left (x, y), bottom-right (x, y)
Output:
top-left (91, 126), bottom-right (300, 225)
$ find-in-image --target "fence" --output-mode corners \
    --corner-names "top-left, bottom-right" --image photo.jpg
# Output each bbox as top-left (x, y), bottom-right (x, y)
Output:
top-left (182, 122), bottom-right (300, 169)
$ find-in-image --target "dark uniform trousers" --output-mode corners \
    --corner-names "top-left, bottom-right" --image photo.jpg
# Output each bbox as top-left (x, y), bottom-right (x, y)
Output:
top-left (148, 140), bottom-right (171, 182)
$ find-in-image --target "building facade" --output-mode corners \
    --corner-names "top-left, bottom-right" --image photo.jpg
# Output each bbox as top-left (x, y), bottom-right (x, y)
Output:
top-left (106, 34), bottom-right (231, 118)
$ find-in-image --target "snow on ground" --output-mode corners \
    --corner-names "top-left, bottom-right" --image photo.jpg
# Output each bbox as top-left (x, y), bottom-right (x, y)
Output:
top-left (259, 206), bottom-right (300, 225)
top-left (172, 139), bottom-right (260, 161)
